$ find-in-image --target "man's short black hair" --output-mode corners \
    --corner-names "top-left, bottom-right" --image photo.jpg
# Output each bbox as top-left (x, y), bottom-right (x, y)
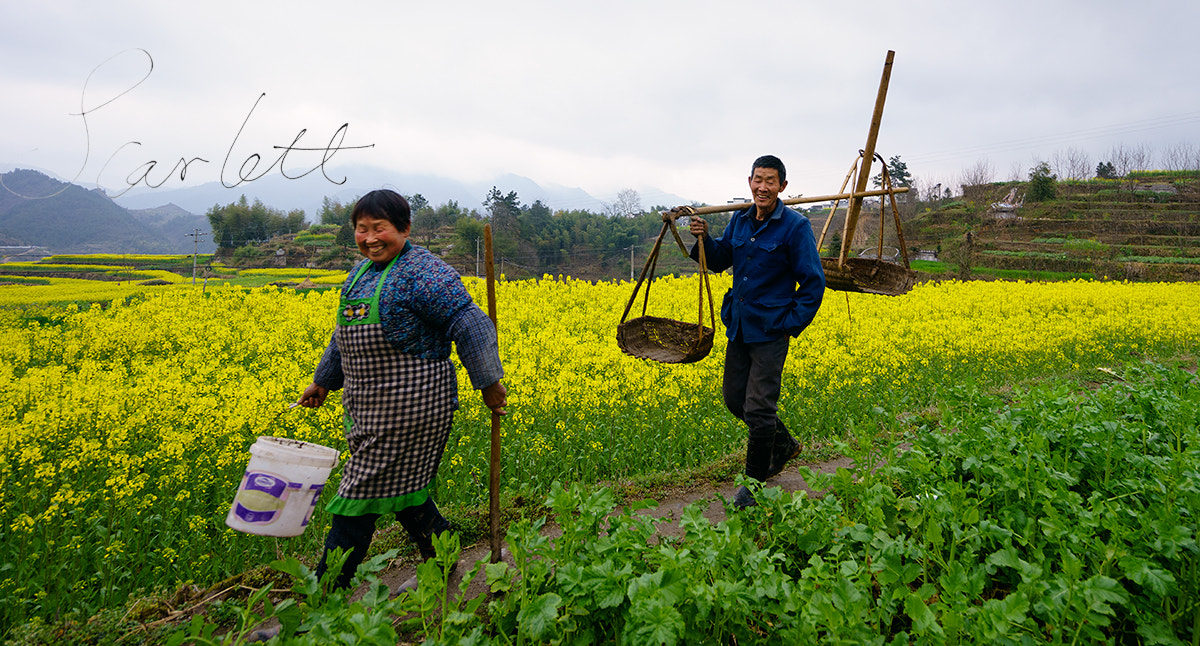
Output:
top-left (752, 155), bottom-right (786, 184)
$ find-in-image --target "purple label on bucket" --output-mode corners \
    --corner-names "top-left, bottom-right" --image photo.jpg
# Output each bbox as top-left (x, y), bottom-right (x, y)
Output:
top-left (302, 484), bottom-right (325, 526)
top-left (233, 472), bottom-right (289, 524)
top-left (234, 504), bottom-right (276, 523)
top-left (252, 473), bottom-right (286, 495)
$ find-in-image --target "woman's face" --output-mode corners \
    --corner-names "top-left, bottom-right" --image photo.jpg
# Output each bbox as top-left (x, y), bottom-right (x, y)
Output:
top-left (354, 215), bottom-right (409, 263)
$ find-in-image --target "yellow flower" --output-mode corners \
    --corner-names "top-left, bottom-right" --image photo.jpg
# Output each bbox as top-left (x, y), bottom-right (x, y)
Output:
top-left (2, 268), bottom-right (1199, 618)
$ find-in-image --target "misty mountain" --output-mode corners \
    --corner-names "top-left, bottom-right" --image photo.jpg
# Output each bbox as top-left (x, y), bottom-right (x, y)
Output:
top-left (0, 169), bottom-right (169, 254)
top-left (127, 204), bottom-right (217, 254)
top-left (110, 165), bottom-right (690, 219)
top-left (0, 169), bottom-right (218, 255)
top-left (0, 165), bottom-right (693, 255)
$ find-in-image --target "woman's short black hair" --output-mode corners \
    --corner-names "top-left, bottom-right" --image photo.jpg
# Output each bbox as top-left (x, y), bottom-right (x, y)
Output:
top-left (351, 189), bottom-right (411, 232)
top-left (752, 155), bottom-right (787, 184)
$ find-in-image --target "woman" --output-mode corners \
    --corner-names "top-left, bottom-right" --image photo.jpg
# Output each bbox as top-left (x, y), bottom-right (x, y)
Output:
top-left (298, 189), bottom-right (507, 590)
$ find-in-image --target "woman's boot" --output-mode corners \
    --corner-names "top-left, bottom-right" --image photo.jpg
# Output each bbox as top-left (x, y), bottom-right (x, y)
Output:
top-left (394, 498), bottom-right (456, 595)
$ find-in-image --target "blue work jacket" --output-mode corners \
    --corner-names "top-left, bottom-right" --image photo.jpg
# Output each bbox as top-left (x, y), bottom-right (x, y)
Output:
top-left (691, 201), bottom-right (825, 343)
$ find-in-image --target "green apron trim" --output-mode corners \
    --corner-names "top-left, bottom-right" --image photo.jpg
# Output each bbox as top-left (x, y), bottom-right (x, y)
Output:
top-left (336, 242), bottom-right (411, 327)
top-left (325, 487), bottom-right (431, 517)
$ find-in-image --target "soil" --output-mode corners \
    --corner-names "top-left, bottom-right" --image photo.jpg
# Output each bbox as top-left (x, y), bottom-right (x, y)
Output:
top-left (233, 453), bottom-right (861, 641)
top-left (376, 453), bottom-right (857, 602)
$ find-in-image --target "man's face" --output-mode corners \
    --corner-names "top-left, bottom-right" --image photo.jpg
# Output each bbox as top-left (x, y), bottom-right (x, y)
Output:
top-left (748, 167), bottom-right (787, 213)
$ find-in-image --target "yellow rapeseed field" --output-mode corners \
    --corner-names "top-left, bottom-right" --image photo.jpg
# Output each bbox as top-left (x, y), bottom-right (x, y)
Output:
top-left (1, 275), bottom-right (1197, 627)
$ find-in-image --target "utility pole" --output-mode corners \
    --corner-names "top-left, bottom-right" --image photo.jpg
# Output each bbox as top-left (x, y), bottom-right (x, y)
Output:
top-left (629, 245), bottom-right (635, 281)
top-left (185, 229), bottom-right (209, 285)
top-left (475, 238), bottom-right (481, 277)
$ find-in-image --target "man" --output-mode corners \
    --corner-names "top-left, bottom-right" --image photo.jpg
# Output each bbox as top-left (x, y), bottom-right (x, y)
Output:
top-left (684, 155), bottom-right (825, 508)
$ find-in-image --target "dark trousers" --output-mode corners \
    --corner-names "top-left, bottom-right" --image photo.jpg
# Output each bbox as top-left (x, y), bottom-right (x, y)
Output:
top-left (315, 496), bottom-right (448, 590)
top-left (723, 335), bottom-right (794, 481)
top-left (723, 335), bottom-right (791, 441)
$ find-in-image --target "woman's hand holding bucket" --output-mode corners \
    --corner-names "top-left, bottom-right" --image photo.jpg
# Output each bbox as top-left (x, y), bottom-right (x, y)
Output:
top-left (298, 383), bottom-right (329, 408)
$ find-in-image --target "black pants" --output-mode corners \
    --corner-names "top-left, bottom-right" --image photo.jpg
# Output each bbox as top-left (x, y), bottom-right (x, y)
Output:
top-left (722, 335), bottom-right (791, 441)
top-left (315, 496), bottom-right (448, 590)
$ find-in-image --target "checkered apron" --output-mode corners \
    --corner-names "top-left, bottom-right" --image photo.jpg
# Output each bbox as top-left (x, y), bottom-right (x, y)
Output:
top-left (334, 258), bottom-right (457, 500)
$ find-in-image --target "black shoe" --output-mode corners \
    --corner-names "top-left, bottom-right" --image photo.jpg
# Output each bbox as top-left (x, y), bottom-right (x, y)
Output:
top-left (732, 485), bottom-right (758, 509)
top-left (413, 517), bottom-right (451, 562)
top-left (247, 626), bottom-right (280, 642)
top-left (766, 435), bottom-right (801, 478)
top-left (393, 560), bottom-right (459, 596)
top-left (398, 498), bottom-right (452, 561)
top-left (393, 574), bottom-right (420, 596)
top-left (734, 433), bottom-right (772, 510)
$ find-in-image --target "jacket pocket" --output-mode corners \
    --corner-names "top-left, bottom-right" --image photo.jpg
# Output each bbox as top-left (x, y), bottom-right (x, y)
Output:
top-left (756, 295), bottom-right (800, 336)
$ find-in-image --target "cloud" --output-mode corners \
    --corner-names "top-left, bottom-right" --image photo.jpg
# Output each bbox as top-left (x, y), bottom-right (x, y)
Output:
top-left (3, 0), bottom-right (1199, 208)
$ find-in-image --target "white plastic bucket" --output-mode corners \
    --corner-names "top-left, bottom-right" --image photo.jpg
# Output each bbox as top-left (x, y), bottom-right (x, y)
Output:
top-left (225, 436), bottom-right (340, 537)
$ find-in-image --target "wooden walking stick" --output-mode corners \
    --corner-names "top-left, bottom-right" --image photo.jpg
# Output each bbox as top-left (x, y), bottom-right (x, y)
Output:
top-left (483, 224), bottom-right (502, 563)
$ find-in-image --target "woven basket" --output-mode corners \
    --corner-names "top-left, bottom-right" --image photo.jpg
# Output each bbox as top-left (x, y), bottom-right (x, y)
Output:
top-left (812, 149), bottom-right (919, 297)
top-left (822, 257), bottom-right (916, 296)
top-left (617, 316), bottom-right (714, 364)
top-left (617, 217), bottom-right (717, 364)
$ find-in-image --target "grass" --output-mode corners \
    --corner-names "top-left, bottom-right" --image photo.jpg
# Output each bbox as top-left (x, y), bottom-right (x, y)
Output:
top-left (34, 357), bottom-right (1197, 645)
top-left (0, 276), bottom-right (50, 285)
top-left (909, 259), bottom-right (948, 274)
top-left (909, 260), bottom-right (1091, 282)
top-left (4, 261), bottom-right (1199, 640)
top-left (1118, 255), bottom-right (1200, 265)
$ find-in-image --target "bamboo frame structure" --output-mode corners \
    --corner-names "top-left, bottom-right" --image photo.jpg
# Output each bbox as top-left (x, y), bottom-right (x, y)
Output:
top-left (666, 50), bottom-right (916, 296)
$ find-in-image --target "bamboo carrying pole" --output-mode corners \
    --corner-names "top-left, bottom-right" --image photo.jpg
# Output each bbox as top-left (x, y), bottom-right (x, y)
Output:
top-left (673, 186), bottom-right (909, 218)
top-left (841, 49), bottom-right (895, 262)
top-left (483, 224), bottom-right (502, 563)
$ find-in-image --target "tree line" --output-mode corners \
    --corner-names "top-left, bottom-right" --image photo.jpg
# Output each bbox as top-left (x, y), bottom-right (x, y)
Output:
top-left (206, 187), bottom-right (737, 278)
top-left (205, 195), bottom-right (307, 249)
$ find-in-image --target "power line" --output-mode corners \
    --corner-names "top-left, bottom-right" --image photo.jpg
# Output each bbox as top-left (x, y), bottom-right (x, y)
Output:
top-left (185, 229), bottom-right (209, 285)
top-left (907, 111), bottom-right (1200, 167)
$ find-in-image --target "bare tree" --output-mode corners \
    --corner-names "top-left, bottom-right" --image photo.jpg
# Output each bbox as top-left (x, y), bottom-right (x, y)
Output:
top-left (912, 175), bottom-right (952, 203)
top-left (1008, 160), bottom-right (1024, 182)
top-left (1069, 148), bottom-right (1093, 181)
top-left (1050, 151), bottom-right (1068, 181)
top-left (911, 176), bottom-right (934, 203)
top-left (1107, 144), bottom-right (1132, 178)
top-left (1128, 144), bottom-right (1153, 173)
top-left (958, 158), bottom-right (995, 190)
top-left (1052, 147), bottom-right (1092, 181)
top-left (603, 188), bottom-right (643, 218)
top-left (1161, 142), bottom-right (1200, 171)
top-left (1107, 143), bottom-right (1154, 177)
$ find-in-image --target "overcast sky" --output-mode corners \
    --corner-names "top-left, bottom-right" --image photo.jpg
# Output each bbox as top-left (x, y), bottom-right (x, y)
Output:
top-left (3, 0), bottom-right (1198, 211)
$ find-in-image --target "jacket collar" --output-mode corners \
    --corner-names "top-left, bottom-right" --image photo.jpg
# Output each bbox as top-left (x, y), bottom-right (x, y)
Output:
top-left (740, 199), bottom-right (784, 224)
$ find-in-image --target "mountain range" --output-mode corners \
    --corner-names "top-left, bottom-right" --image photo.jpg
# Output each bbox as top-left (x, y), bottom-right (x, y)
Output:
top-left (0, 165), bottom-right (691, 256)
top-left (0, 168), bottom-right (214, 255)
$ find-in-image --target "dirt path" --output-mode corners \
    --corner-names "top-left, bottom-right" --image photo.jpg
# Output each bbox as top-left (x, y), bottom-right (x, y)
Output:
top-left (375, 454), bottom-right (858, 600)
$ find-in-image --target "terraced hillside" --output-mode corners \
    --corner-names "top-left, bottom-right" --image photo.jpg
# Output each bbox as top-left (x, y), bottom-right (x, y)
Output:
top-left (907, 171), bottom-right (1200, 282)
